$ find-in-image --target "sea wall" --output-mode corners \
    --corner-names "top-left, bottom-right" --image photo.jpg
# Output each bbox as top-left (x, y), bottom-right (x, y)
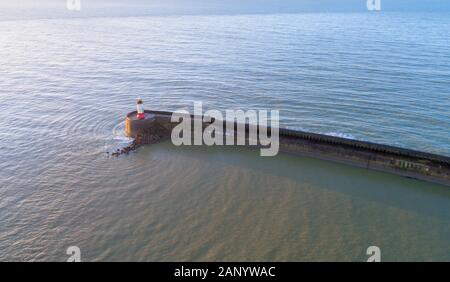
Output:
top-left (125, 110), bottom-right (450, 186)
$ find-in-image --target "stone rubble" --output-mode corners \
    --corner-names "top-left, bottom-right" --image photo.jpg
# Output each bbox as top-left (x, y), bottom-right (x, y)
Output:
top-left (109, 130), bottom-right (165, 157)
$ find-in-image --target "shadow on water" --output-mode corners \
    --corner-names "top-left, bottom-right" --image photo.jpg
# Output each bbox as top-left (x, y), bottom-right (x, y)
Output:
top-left (141, 141), bottom-right (450, 221)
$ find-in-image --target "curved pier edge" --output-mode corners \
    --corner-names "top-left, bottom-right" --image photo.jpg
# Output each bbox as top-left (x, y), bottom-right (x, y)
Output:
top-left (125, 110), bottom-right (450, 187)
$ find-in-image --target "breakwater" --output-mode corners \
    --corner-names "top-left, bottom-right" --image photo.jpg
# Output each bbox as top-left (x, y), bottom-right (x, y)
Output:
top-left (124, 110), bottom-right (450, 186)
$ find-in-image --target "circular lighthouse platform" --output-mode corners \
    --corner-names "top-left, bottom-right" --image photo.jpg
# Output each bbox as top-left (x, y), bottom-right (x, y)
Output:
top-left (124, 111), bottom-right (157, 138)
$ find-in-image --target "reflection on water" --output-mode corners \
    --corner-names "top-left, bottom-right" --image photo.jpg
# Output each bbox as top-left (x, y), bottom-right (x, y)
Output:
top-left (1, 141), bottom-right (449, 261)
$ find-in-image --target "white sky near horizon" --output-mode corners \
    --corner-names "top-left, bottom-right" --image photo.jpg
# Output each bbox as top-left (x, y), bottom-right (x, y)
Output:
top-left (1, 0), bottom-right (450, 13)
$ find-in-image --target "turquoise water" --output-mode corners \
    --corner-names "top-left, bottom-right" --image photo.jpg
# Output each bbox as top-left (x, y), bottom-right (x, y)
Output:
top-left (0, 9), bottom-right (449, 261)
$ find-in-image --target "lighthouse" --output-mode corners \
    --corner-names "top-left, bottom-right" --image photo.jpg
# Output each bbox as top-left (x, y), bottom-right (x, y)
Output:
top-left (136, 98), bottom-right (145, 120)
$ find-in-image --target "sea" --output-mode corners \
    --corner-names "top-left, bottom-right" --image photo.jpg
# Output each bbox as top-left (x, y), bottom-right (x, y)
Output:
top-left (0, 4), bottom-right (449, 261)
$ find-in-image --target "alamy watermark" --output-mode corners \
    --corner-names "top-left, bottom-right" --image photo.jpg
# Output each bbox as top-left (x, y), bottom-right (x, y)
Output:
top-left (367, 0), bottom-right (381, 11)
top-left (67, 0), bottom-right (81, 11)
top-left (64, 245), bottom-right (379, 262)
top-left (171, 102), bottom-right (280, 157)
top-left (366, 246), bottom-right (381, 262)
top-left (66, 246), bottom-right (81, 262)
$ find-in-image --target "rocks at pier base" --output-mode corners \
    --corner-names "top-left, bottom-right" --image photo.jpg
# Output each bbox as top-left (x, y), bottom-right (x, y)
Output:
top-left (111, 122), bottom-right (170, 157)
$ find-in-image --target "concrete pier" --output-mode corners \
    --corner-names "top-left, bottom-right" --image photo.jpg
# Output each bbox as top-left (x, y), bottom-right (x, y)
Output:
top-left (125, 110), bottom-right (450, 186)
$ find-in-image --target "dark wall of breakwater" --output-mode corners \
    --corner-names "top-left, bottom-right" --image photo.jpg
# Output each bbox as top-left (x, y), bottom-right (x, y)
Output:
top-left (125, 110), bottom-right (450, 186)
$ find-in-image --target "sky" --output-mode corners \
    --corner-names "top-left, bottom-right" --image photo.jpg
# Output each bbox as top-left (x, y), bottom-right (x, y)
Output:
top-left (1, 0), bottom-right (450, 19)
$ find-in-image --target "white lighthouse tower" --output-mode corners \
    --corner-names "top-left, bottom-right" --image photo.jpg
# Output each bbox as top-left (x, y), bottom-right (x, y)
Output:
top-left (136, 98), bottom-right (145, 120)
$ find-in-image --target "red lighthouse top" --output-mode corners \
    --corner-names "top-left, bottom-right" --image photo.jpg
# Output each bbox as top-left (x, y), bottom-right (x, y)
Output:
top-left (136, 98), bottom-right (145, 120)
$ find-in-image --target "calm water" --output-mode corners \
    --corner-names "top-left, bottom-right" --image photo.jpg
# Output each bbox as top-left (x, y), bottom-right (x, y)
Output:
top-left (0, 11), bottom-right (449, 261)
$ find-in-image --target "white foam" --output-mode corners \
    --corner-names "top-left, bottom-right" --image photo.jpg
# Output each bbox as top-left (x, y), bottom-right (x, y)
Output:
top-left (325, 132), bottom-right (356, 140)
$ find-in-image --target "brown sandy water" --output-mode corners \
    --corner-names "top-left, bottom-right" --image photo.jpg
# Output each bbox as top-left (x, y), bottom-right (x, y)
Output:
top-left (2, 141), bottom-right (448, 261)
